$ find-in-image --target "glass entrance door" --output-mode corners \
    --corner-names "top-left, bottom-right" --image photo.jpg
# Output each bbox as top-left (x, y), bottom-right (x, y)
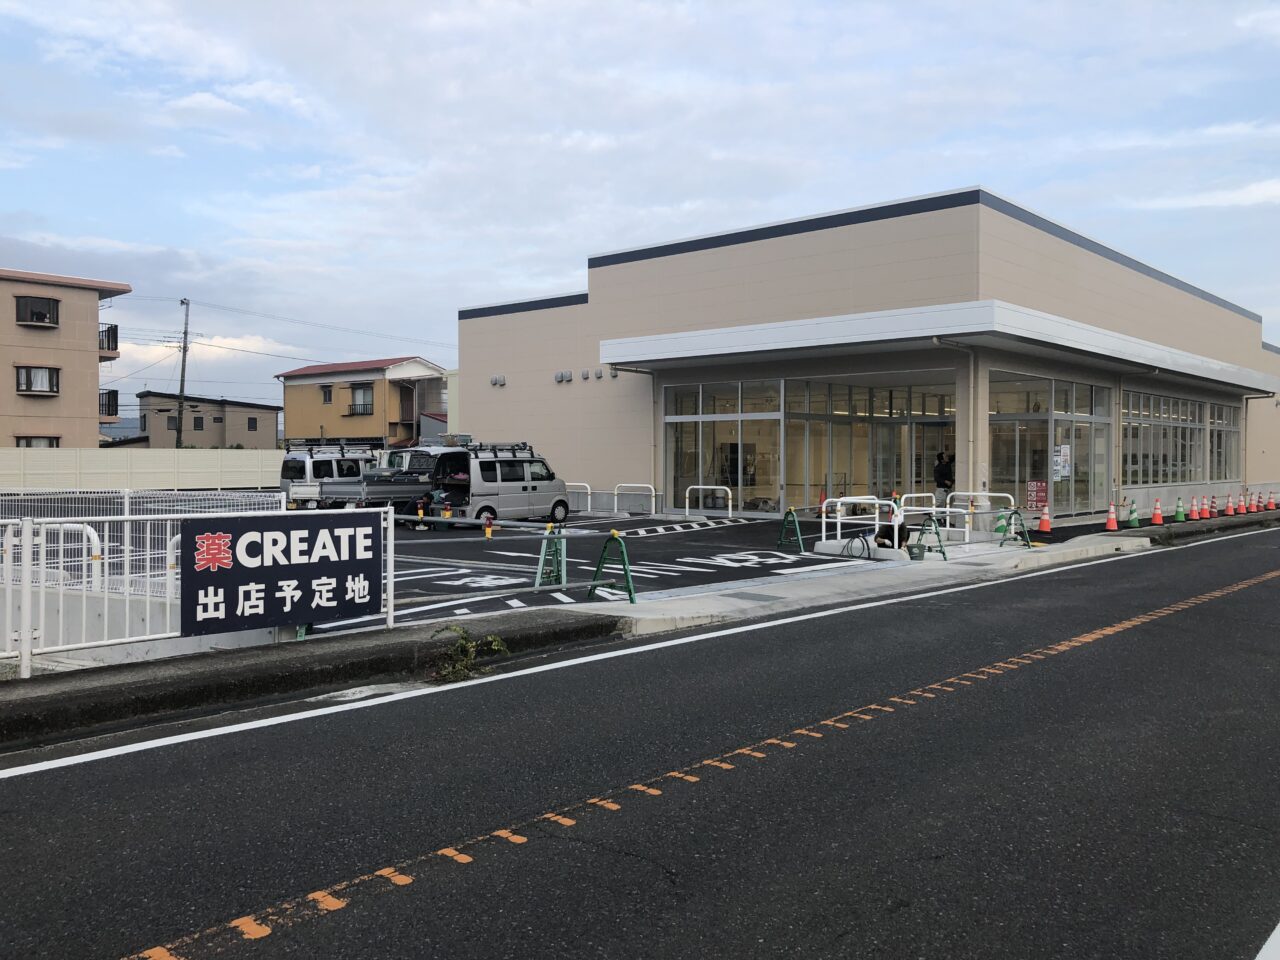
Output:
top-left (870, 423), bottom-right (908, 496)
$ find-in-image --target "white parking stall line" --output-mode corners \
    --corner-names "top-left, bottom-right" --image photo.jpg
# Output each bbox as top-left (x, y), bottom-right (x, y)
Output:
top-left (551, 592), bottom-right (576, 603)
top-left (771, 560), bottom-right (868, 574)
top-left (452, 608), bottom-right (471, 615)
top-left (504, 598), bottom-right (527, 608)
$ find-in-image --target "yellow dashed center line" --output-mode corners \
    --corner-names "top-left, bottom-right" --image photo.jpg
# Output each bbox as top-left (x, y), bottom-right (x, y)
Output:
top-left (127, 567), bottom-right (1280, 960)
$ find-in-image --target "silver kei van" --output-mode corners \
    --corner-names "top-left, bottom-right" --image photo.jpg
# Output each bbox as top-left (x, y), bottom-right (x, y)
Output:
top-left (431, 442), bottom-right (570, 523)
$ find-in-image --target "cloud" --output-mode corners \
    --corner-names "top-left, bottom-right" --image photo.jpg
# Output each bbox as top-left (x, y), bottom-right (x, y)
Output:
top-left (1131, 179), bottom-right (1280, 209)
top-left (164, 91), bottom-right (246, 115)
top-left (1236, 8), bottom-right (1280, 41)
top-left (217, 79), bottom-right (313, 117)
top-left (149, 143), bottom-right (186, 158)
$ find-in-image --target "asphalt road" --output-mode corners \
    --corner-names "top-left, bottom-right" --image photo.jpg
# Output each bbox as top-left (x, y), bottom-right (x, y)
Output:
top-left (2, 528), bottom-right (1279, 959)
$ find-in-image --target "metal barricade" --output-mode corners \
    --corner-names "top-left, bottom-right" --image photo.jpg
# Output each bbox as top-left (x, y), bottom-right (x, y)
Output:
top-left (945, 491), bottom-right (1017, 539)
top-left (614, 483), bottom-right (657, 515)
top-left (685, 485), bottom-right (734, 517)
top-left (565, 483), bottom-right (592, 513)
top-left (820, 496), bottom-right (903, 548)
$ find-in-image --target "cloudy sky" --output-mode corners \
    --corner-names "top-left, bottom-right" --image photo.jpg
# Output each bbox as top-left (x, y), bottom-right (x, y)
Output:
top-left (1, 1), bottom-right (1278, 415)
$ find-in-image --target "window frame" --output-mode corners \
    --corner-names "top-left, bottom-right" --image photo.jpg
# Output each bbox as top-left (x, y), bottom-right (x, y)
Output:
top-left (15, 435), bottom-right (60, 448)
top-left (15, 296), bottom-right (59, 327)
top-left (15, 365), bottom-right (60, 395)
top-left (247, 417), bottom-right (258, 432)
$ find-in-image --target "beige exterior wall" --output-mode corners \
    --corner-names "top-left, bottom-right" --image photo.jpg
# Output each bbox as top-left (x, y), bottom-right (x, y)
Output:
top-left (976, 205), bottom-right (1265, 370)
top-left (0, 280), bottom-right (104, 448)
top-left (460, 303), bottom-right (656, 489)
top-left (1245, 349), bottom-right (1280, 484)
top-left (138, 395), bottom-right (278, 450)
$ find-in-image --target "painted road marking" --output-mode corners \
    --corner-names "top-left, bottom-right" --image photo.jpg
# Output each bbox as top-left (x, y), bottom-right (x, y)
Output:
top-left (125, 567), bottom-right (1280, 960)
top-left (374, 867), bottom-right (414, 886)
top-left (505, 598), bottom-right (527, 608)
top-left (306, 891), bottom-right (346, 912)
top-left (11, 528), bottom-right (1280, 789)
top-left (228, 917), bottom-right (271, 940)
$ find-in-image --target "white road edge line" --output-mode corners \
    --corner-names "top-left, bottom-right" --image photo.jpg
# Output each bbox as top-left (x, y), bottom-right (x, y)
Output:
top-left (1256, 918), bottom-right (1280, 959)
top-left (1, 526), bottom-right (1276, 782)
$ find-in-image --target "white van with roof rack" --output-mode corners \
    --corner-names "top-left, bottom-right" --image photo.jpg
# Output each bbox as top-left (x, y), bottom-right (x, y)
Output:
top-left (429, 441), bottom-right (570, 523)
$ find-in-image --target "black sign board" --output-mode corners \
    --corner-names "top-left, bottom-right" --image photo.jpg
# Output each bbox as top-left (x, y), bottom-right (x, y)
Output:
top-left (180, 512), bottom-right (383, 637)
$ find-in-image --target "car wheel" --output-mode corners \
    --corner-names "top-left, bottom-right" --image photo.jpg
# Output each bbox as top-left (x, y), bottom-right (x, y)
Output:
top-left (476, 506), bottom-right (497, 522)
top-left (549, 500), bottom-right (569, 523)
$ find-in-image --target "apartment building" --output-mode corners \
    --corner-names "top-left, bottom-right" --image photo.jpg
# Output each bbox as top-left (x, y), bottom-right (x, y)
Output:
top-left (1, 267), bottom-right (131, 448)
top-left (277, 357), bottom-right (446, 447)
top-left (122, 391), bottom-right (282, 449)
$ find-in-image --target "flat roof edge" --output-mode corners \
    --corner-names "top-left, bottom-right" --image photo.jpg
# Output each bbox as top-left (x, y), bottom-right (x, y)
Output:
top-left (0, 267), bottom-right (132, 299)
top-left (1263, 340), bottom-right (1280, 356)
top-left (587, 189), bottom-right (982, 269)
top-left (458, 291), bottom-right (588, 320)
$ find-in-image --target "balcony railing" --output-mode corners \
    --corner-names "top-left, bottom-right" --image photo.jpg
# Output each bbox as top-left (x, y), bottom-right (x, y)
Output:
top-left (347, 402), bottom-right (374, 416)
top-left (99, 323), bottom-right (119, 352)
top-left (99, 389), bottom-right (119, 417)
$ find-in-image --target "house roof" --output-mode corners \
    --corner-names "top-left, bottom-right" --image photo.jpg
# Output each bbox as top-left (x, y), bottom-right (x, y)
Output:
top-left (136, 390), bottom-right (282, 412)
top-left (0, 267), bottom-right (132, 300)
top-left (276, 357), bottom-right (422, 378)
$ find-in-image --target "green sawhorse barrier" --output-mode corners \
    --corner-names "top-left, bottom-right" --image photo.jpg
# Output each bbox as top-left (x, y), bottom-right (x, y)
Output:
top-left (912, 515), bottom-right (948, 560)
top-left (999, 509), bottom-right (1033, 548)
top-left (777, 507), bottom-right (804, 554)
top-left (534, 523), bottom-right (568, 588)
top-left (588, 529), bottom-right (637, 603)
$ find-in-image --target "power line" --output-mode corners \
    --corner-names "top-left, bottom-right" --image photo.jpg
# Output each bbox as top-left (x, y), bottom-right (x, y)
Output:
top-left (187, 299), bottom-right (456, 349)
top-left (100, 352), bottom-right (179, 385)
top-left (188, 339), bottom-right (323, 362)
top-left (113, 293), bottom-right (456, 349)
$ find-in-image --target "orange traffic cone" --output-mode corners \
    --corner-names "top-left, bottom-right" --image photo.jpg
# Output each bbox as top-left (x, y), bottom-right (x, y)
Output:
top-left (1104, 502), bottom-right (1118, 531)
top-left (1225, 494), bottom-right (1235, 516)
top-left (1151, 498), bottom-right (1164, 525)
top-left (1268, 491), bottom-right (1276, 511)
top-left (1037, 503), bottom-right (1052, 534)
top-left (1189, 496), bottom-right (1200, 521)
top-left (1250, 492), bottom-right (1260, 513)
top-left (1208, 495), bottom-right (1219, 518)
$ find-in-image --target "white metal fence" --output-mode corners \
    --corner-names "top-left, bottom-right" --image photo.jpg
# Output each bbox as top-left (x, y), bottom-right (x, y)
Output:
top-left (0, 488), bottom-right (285, 521)
top-left (1, 506), bottom-right (394, 678)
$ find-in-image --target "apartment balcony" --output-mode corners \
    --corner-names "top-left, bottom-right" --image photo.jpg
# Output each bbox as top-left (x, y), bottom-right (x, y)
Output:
top-left (346, 402), bottom-right (374, 417)
top-left (98, 388), bottom-right (119, 422)
top-left (99, 323), bottom-right (120, 361)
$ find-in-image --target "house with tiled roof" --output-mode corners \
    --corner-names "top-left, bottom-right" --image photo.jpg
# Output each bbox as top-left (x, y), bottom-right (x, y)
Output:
top-left (276, 356), bottom-right (446, 447)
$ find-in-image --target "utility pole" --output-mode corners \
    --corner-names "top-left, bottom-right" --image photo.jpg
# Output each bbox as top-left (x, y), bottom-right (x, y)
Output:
top-left (175, 298), bottom-right (191, 449)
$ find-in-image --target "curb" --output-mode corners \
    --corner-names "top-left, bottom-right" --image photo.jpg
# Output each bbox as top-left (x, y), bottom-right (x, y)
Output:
top-left (1111, 511), bottom-right (1280, 545)
top-left (0, 609), bottom-right (623, 750)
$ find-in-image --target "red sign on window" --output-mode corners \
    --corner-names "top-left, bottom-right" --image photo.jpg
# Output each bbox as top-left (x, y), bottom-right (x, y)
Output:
top-left (1026, 480), bottom-right (1048, 511)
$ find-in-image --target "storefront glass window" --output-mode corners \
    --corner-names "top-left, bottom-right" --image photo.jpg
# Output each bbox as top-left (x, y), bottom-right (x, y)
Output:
top-left (665, 384), bottom-right (699, 416)
top-left (702, 382), bottom-right (739, 415)
top-left (1122, 390), bottom-right (1215, 486)
top-left (741, 380), bottom-right (780, 414)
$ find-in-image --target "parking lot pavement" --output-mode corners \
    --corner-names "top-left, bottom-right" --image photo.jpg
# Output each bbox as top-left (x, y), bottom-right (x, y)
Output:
top-left (310, 516), bottom-right (863, 630)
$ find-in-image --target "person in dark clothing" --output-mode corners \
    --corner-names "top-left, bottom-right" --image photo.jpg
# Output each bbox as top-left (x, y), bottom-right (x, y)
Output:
top-left (932, 452), bottom-right (949, 489)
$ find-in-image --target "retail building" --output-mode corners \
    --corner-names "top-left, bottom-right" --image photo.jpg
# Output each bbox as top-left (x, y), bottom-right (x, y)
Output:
top-left (458, 188), bottom-right (1280, 517)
